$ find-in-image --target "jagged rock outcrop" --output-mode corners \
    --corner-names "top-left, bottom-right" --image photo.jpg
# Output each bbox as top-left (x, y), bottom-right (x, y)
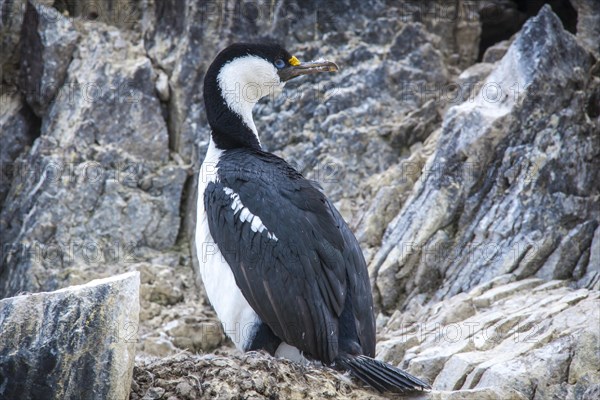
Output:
top-left (371, 5), bottom-right (599, 312)
top-left (19, 1), bottom-right (79, 116)
top-left (0, 271), bottom-right (140, 400)
top-left (0, 1), bottom-right (597, 399)
top-left (0, 7), bottom-right (187, 297)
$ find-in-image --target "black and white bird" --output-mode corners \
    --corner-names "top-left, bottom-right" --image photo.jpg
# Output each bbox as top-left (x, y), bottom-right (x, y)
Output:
top-left (195, 43), bottom-right (430, 393)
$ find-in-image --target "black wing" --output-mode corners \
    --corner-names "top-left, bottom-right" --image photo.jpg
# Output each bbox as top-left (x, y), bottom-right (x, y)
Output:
top-left (204, 148), bottom-right (375, 363)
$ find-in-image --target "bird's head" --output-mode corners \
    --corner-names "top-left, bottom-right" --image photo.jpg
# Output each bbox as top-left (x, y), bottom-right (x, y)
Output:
top-left (204, 43), bottom-right (338, 149)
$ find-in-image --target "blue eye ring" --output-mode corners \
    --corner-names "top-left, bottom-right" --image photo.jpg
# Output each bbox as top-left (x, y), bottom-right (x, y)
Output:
top-left (274, 59), bottom-right (286, 69)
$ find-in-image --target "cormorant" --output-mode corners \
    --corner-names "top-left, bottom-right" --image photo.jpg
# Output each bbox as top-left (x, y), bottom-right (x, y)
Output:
top-left (195, 42), bottom-right (430, 393)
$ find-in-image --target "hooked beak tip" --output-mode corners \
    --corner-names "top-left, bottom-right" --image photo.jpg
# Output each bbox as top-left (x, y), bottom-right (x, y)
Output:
top-left (278, 60), bottom-right (339, 82)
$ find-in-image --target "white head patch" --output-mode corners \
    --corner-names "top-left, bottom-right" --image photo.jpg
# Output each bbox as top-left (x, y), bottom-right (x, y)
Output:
top-left (217, 55), bottom-right (284, 141)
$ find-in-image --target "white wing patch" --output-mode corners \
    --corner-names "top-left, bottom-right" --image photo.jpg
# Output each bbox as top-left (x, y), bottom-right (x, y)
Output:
top-left (223, 187), bottom-right (279, 241)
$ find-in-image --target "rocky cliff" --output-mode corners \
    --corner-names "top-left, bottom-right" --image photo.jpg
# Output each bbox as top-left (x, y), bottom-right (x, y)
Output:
top-left (1, 1), bottom-right (598, 399)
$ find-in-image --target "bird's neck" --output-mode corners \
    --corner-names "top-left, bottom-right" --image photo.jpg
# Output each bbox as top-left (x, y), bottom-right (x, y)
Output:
top-left (203, 72), bottom-right (262, 151)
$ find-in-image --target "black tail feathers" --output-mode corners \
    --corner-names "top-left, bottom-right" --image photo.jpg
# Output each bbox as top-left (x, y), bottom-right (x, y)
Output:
top-left (336, 354), bottom-right (431, 393)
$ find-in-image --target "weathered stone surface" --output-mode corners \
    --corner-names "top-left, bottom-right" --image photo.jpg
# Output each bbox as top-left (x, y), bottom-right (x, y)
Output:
top-left (570, 0), bottom-right (600, 57)
top-left (134, 260), bottom-right (224, 356)
top-left (0, 12), bottom-right (201, 363)
top-left (371, 5), bottom-right (599, 312)
top-left (43, 22), bottom-right (168, 163)
top-left (482, 39), bottom-right (513, 64)
top-left (52, 0), bottom-right (141, 29)
top-left (380, 276), bottom-right (600, 399)
top-left (0, 271), bottom-right (140, 400)
top-left (454, 63), bottom-right (495, 104)
top-left (0, 90), bottom-right (39, 205)
top-left (0, 0), bottom-right (25, 84)
top-left (259, 20), bottom-right (447, 213)
top-left (429, 388), bottom-right (528, 400)
top-left (0, 20), bottom-right (186, 298)
top-left (19, 0), bottom-right (79, 116)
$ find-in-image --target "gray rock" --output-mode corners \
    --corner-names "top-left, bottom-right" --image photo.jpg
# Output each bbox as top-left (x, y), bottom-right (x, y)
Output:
top-left (0, 271), bottom-right (140, 400)
top-left (428, 388), bottom-right (528, 400)
top-left (0, 20), bottom-right (188, 299)
top-left (164, 316), bottom-right (224, 353)
top-left (395, 0), bottom-right (482, 70)
top-left (52, 0), bottom-right (140, 29)
top-left (482, 39), bottom-right (513, 64)
top-left (42, 22), bottom-right (168, 163)
top-left (371, 5), bottom-right (598, 311)
top-left (380, 277), bottom-right (599, 398)
top-left (454, 63), bottom-right (495, 104)
top-left (142, 0), bottom-right (232, 164)
top-left (132, 256), bottom-right (223, 358)
top-left (570, 0), bottom-right (600, 57)
top-left (0, 0), bottom-right (25, 85)
top-left (0, 90), bottom-right (38, 205)
top-left (19, 1), bottom-right (79, 116)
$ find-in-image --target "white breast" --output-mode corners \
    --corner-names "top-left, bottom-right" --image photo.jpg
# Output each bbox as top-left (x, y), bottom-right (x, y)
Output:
top-left (195, 139), bottom-right (260, 350)
top-left (195, 139), bottom-right (308, 362)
